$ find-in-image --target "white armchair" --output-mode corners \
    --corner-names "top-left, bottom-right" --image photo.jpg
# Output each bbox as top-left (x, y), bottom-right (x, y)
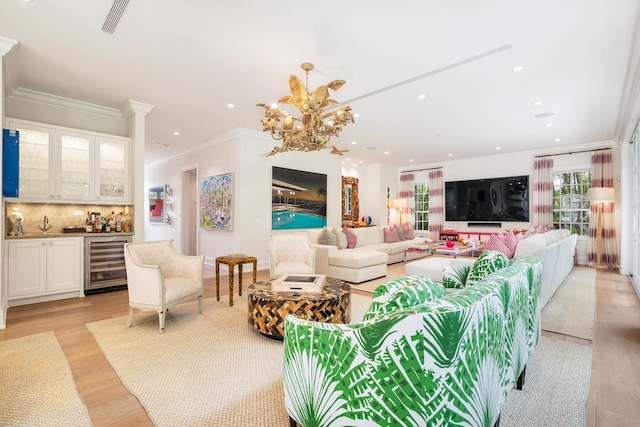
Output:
top-left (123, 240), bottom-right (205, 333)
top-left (269, 234), bottom-right (317, 279)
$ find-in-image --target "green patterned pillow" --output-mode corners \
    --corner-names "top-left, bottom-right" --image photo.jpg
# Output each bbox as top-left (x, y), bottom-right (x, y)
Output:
top-left (363, 275), bottom-right (446, 321)
top-left (466, 250), bottom-right (509, 286)
top-left (442, 264), bottom-right (471, 289)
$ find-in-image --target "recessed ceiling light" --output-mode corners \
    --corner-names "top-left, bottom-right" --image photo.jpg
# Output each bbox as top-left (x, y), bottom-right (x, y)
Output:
top-left (346, 158), bottom-right (351, 161)
top-left (417, 94), bottom-right (426, 100)
top-left (554, 138), bottom-right (561, 142)
top-left (409, 159), bottom-right (414, 162)
top-left (533, 101), bottom-right (542, 106)
top-left (384, 151), bottom-right (389, 155)
top-left (496, 147), bottom-right (501, 150)
top-left (546, 123), bottom-right (553, 127)
top-left (173, 131), bottom-right (180, 136)
top-left (351, 141), bottom-right (357, 145)
top-left (534, 112), bottom-right (554, 118)
top-left (227, 103), bottom-right (235, 108)
top-left (353, 113), bottom-right (360, 118)
top-left (448, 153), bottom-right (453, 157)
top-left (359, 161), bottom-right (364, 164)
top-left (512, 66), bottom-right (524, 72)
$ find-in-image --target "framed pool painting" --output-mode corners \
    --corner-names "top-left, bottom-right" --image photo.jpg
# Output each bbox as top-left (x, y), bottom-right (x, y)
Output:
top-left (272, 166), bottom-right (327, 230)
top-left (200, 172), bottom-right (233, 230)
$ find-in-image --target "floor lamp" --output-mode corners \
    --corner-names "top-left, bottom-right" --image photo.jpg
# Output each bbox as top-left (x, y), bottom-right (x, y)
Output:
top-left (392, 198), bottom-right (408, 223)
top-left (586, 187), bottom-right (615, 267)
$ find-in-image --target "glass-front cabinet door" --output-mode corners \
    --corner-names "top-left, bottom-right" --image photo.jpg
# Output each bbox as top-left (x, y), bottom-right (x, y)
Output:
top-left (95, 137), bottom-right (129, 202)
top-left (16, 125), bottom-right (54, 199)
top-left (59, 133), bottom-right (92, 200)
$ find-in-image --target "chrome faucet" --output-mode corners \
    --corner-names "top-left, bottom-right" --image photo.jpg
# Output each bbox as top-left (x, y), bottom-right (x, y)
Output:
top-left (37, 215), bottom-right (54, 233)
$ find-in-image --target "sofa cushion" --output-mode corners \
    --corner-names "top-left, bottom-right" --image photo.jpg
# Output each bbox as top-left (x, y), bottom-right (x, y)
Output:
top-left (383, 226), bottom-right (401, 243)
top-left (343, 227), bottom-right (357, 249)
top-left (318, 227), bottom-right (337, 246)
top-left (329, 249), bottom-right (388, 269)
top-left (333, 228), bottom-right (348, 249)
top-left (363, 275), bottom-right (446, 321)
top-left (513, 234), bottom-right (547, 257)
top-left (365, 227), bottom-right (383, 245)
top-left (351, 227), bottom-right (370, 247)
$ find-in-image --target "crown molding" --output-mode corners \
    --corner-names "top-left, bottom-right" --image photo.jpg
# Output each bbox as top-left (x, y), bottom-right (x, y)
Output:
top-left (0, 36), bottom-right (18, 56)
top-left (121, 99), bottom-right (154, 120)
top-left (8, 87), bottom-right (124, 120)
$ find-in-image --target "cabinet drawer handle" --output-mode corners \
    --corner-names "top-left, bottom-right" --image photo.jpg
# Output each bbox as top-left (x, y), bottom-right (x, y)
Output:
top-left (41, 242), bottom-right (46, 246)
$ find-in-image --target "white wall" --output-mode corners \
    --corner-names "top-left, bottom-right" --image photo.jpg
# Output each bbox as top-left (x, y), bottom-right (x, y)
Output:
top-left (145, 129), bottom-right (343, 271)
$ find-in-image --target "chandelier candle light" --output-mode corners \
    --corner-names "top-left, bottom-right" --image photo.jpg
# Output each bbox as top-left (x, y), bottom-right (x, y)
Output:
top-left (257, 63), bottom-right (355, 156)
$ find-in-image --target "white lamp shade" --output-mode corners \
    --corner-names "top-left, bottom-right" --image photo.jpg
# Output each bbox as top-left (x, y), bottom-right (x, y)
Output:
top-left (392, 198), bottom-right (408, 209)
top-left (586, 187), bottom-right (615, 202)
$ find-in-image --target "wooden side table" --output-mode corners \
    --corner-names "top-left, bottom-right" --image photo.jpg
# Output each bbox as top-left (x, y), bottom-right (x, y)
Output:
top-left (215, 255), bottom-right (257, 306)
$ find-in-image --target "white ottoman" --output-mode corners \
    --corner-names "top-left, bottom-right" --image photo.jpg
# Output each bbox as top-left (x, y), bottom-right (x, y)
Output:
top-left (404, 257), bottom-right (455, 283)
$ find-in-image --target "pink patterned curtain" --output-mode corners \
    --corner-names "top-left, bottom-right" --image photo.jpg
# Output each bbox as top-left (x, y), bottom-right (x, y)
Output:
top-left (588, 149), bottom-right (618, 268)
top-left (532, 156), bottom-right (554, 227)
top-left (428, 168), bottom-right (444, 240)
top-left (399, 172), bottom-right (414, 223)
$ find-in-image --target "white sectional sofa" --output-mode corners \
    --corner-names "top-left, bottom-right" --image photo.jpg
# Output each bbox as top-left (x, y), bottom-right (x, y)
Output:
top-left (407, 228), bottom-right (578, 309)
top-left (307, 226), bottom-right (424, 283)
top-left (512, 228), bottom-right (577, 308)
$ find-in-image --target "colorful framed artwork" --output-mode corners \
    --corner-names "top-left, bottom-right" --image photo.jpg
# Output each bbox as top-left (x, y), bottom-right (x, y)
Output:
top-left (200, 172), bottom-right (233, 230)
top-left (272, 166), bottom-right (327, 230)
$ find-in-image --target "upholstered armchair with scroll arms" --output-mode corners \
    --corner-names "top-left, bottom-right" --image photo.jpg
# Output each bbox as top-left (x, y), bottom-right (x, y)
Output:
top-left (269, 234), bottom-right (317, 279)
top-left (123, 240), bottom-right (204, 333)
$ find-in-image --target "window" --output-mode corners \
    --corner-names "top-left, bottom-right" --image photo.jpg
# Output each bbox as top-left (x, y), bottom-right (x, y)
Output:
top-left (552, 171), bottom-right (591, 235)
top-left (414, 183), bottom-right (429, 231)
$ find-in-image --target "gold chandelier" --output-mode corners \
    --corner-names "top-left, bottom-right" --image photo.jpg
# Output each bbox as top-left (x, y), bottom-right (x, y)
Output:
top-left (257, 63), bottom-right (355, 156)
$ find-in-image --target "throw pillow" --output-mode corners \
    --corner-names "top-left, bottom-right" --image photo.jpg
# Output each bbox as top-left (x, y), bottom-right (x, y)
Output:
top-left (402, 222), bottom-right (415, 239)
top-left (504, 230), bottom-right (517, 252)
top-left (317, 227), bottom-right (337, 246)
top-left (395, 224), bottom-right (406, 240)
top-left (442, 264), bottom-right (471, 289)
top-left (485, 233), bottom-right (514, 258)
top-left (465, 250), bottom-right (510, 286)
top-left (333, 228), bottom-right (348, 249)
top-left (383, 226), bottom-right (401, 243)
top-left (343, 226), bottom-right (357, 249)
top-left (363, 275), bottom-right (446, 321)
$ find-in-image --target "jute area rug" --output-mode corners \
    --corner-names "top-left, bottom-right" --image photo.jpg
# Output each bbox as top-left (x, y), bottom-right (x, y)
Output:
top-left (88, 292), bottom-right (591, 427)
top-left (0, 331), bottom-right (93, 427)
top-left (541, 266), bottom-right (596, 340)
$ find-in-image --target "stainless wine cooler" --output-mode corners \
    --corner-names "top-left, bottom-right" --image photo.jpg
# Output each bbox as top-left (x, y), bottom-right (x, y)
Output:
top-left (84, 235), bottom-right (132, 293)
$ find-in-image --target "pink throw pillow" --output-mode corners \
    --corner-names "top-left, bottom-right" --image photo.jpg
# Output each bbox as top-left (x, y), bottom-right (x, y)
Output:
top-left (485, 234), bottom-right (514, 258)
top-left (383, 226), bottom-right (401, 243)
top-left (402, 222), bottom-right (414, 239)
top-left (504, 230), bottom-right (517, 252)
top-left (343, 226), bottom-right (357, 249)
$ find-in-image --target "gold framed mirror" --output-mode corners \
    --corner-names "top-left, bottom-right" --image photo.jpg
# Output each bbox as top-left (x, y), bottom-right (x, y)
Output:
top-left (342, 176), bottom-right (359, 222)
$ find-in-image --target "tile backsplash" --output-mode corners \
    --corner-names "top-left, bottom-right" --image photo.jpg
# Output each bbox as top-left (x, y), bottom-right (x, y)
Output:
top-left (5, 202), bottom-right (135, 235)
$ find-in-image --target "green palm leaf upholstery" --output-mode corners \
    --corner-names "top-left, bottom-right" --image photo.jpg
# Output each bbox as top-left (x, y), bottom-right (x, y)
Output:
top-left (442, 250), bottom-right (509, 289)
top-left (283, 255), bottom-right (542, 427)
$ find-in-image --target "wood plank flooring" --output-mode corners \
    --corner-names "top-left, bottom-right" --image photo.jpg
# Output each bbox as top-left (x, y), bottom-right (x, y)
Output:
top-left (1, 265), bottom-right (638, 426)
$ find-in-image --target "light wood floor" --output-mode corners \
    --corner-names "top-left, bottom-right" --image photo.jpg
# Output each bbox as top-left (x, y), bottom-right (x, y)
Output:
top-left (1, 265), bottom-right (638, 426)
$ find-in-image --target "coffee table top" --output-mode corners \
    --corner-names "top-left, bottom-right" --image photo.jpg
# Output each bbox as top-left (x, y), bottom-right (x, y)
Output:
top-left (248, 278), bottom-right (350, 302)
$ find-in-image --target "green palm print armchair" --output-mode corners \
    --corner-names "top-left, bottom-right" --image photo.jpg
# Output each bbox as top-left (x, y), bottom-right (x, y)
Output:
top-left (283, 255), bottom-right (542, 427)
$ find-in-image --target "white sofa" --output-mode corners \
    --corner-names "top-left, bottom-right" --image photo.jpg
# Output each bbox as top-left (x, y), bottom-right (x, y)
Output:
top-left (421, 228), bottom-right (577, 308)
top-left (513, 228), bottom-right (577, 308)
top-left (307, 226), bottom-right (424, 283)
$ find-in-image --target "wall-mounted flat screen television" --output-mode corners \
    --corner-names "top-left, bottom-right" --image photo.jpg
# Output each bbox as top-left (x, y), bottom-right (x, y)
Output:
top-left (445, 175), bottom-right (530, 222)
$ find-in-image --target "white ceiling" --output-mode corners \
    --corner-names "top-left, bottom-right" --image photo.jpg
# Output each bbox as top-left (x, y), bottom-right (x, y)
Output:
top-left (1, 0), bottom-right (638, 166)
